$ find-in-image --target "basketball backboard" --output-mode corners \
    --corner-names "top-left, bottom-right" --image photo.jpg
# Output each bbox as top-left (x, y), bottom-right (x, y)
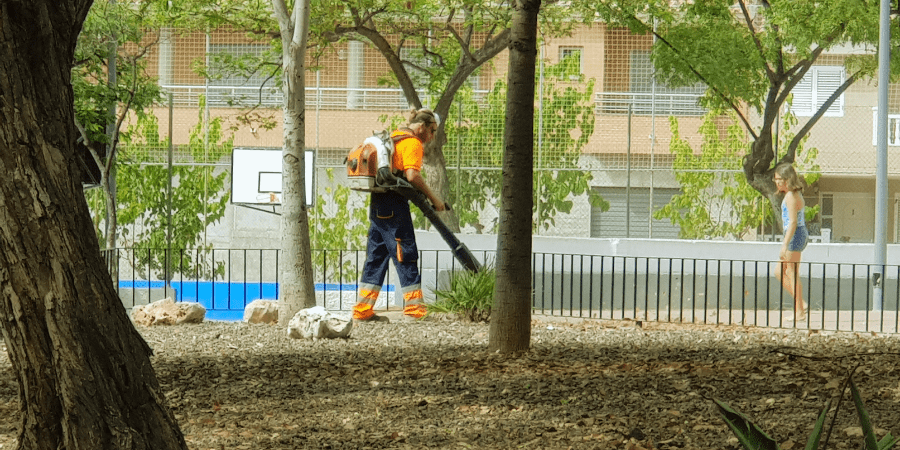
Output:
top-left (231, 148), bottom-right (314, 206)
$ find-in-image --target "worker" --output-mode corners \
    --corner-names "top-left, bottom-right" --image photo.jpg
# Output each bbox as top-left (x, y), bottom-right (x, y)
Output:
top-left (353, 108), bottom-right (449, 321)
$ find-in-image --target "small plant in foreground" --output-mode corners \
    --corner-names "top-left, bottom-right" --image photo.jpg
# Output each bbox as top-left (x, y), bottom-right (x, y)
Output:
top-left (428, 265), bottom-right (495, 322)
top-left (715, 368), bottom-right (898, 450)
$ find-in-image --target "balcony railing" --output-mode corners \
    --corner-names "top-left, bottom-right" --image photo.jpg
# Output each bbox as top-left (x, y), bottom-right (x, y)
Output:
top-left (595, 92), bottom-right (707, 117)
top-left (160, 85), bottom-right (489, 110)
top-left (161, 85), bottom-right (707, 118)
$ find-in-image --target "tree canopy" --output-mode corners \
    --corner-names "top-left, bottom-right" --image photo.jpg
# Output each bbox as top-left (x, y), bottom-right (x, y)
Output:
top-left (441, 55), bottom-right (606, 234)
top-left (589, 0), bottom-right (900, 216)
top-left (74, 0), bottom-right (167, 249)
top-left (178, 0), bottom-right (580, 230)
top-left (310, 0), bottom-right (579, 229)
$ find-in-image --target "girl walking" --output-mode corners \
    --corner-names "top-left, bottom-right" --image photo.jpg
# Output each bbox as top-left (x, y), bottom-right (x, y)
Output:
top-left (773, 163), bottom-right (808, 321)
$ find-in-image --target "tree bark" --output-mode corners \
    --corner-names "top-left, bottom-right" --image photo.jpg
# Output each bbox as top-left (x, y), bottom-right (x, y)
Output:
top-left (103, 166), bottom-right (118, 249)
top-left (743, 123), bottom-right (786, 228)
top-left (274, 0), bottom-right (317, 322)
top-left (488, 0), bottom-right (540, 354)
top-left (0, 1), bottom-right (187, 448)
top-left (422, 131), bottom-right (461, 230)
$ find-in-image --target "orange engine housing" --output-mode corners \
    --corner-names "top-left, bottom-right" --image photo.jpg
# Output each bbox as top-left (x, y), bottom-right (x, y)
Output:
top-left (345, 142), bottom-right (384, 192)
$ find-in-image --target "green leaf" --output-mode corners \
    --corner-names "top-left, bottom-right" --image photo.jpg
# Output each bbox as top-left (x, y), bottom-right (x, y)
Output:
top-left (850, 378), bottom-right (880, 450)
top-left (714, 399), bottom-right (780, 450)
top-left (803, 399), bottom-right (831, 450)
top-left (443, 56), bottom-right (600, 234)
top-left (877, 434), bottom-right (899, 450)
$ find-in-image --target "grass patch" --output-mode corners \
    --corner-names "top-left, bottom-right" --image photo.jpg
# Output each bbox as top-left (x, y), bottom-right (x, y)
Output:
top-left (428, 265), bottom-right (495, 322)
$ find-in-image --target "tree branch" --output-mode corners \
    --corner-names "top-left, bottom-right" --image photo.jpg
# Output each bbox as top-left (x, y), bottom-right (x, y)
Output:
top-left (421, 39), bottom-right (445, 70)
top-left (773, 42), bottom-right (829, 108)
top-left (353, 26), bottom-right (422, 109)
top-left (650, 29), bottom-right (756, 138)
top-left (737, 0), bottom-right (775, 81)
top-left (755, 0), bottom-right (789, 78)
top-left (271, 0), bottom-right (292, 39)
top-left (73, 116), bottom-right (105, 172)
top-left (433, 27), bottom-right (511, 116)
top-left (444, 21), bottom-right (475, 62)
top-left (470, 28), bottom-right (511, 66)
top-left (357, 5), bottom-right (388, 27)
top-left (108, 62), bottom-right (140, 172)
top-left (784, 70), bottom-right (860, 163)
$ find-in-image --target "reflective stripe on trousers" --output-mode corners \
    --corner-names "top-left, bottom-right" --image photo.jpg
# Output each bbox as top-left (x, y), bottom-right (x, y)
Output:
top-left (402, 284), bottom-right (425, 318)
top-left (354, 191), bottom-right (423, 320)
top-left (353, 282), bottom-right (381, 320)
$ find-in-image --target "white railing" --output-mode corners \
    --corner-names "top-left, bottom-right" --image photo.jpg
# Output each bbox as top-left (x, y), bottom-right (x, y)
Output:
top-left (161, 86), bottom-right (709, 118)
top-left (595, 92), bottom-right (707, 116)
top-left (160, 85), bottom-right (489, 110)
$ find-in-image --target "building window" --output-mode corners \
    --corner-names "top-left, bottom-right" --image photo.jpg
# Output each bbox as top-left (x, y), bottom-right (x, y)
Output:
top-left (790, 66), bottom-right (845, 117)
top-left (559, 46), bottom-right (583, 77)
top-left (207, 44), bottom-right (281, 106)
top-left (871, 111), bottom-right (900, 146)
top-left (400, 46), bottom-right (433, 87)
top-left (628, 51), bottom-right (705, 96)
top-left (594, 50), bottom-right (706, 116)
top-left (820, 193), bottom-right (833, 232)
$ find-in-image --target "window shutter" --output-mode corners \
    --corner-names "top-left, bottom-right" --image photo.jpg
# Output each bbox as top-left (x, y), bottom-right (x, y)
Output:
top-left (791, 66), bottom-right (844, 117)
top-left (816, 67), bottom-right (844, 117)
top-left (792, 74), bottom-right (814, 115)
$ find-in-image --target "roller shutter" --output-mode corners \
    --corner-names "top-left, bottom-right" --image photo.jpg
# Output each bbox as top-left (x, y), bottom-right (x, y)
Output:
top-left (590, 187), bottom-right (681, 239)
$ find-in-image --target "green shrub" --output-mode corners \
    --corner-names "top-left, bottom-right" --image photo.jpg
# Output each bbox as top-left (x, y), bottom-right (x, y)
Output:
top-left (716, 370), bottom-right (898, 450)
top-left (428, 266), bottom-right (495, 322)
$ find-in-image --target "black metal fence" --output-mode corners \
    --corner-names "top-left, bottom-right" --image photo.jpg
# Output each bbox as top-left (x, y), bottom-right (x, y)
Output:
top-left (104, 248), bottom-right (900, 332)
top-left (531, 254), bottom-right (900, 333)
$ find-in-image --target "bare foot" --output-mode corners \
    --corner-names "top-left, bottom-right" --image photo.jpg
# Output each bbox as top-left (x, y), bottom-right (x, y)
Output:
top-left (796, 302), bottom-right (808, 319)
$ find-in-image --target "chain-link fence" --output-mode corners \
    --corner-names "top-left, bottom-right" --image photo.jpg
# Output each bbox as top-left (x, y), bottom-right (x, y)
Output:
top-left (98, 24), bottom-right (898, 248)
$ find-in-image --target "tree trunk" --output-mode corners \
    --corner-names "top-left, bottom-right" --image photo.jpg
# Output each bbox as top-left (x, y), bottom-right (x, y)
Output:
top-left (423, 131), bottom-right (461, 231)
top-left (488, 0), bottom-right (541, 354)
top-left (743, 127), bottom-right (786, 228)
top-left (0, 1), bottom-right (188, 449)
top-left (103, 167), bottom-right (118, 250)
top-left (275, 0), bottom-right (317, 322)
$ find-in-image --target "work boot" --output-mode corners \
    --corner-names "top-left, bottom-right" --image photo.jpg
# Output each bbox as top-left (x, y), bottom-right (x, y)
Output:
top-left (353, 302), bottom-right (375, 320)
top-left (354, 314), bottom-right (390, 323)
top-left (403, 304), bottom-right (427, 319)
top-left (353, 303), bottom-right (392, 322)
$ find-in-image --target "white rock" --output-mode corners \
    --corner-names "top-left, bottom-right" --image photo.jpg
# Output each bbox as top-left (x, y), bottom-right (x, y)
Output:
top-left (243, 299), bottom-right (279, 324)
top-left (287, 306), bottom-right (353, 340)
top-left (132, 298), bottom-right (206, 326)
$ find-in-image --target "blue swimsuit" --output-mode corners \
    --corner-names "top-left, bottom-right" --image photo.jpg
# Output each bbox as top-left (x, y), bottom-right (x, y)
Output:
top-left (782, 196), bottom-right (808, 252)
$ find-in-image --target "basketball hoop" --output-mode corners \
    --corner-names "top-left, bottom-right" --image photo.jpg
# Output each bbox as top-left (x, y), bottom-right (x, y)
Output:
top-left (255, 192), bottom-right (280, 203)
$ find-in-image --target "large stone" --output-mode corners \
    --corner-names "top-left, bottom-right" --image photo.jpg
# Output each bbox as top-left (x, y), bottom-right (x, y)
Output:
top-left (132, 297), bottom-right (206, 326)
top-left (287, 306), bottom-right (353, 340)
top-left (243, 299), bottom-right (279, 324)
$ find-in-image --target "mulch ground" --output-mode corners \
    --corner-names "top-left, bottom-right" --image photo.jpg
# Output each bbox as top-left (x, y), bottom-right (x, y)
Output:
top-left (0, 315), bottom-right (898, 449)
